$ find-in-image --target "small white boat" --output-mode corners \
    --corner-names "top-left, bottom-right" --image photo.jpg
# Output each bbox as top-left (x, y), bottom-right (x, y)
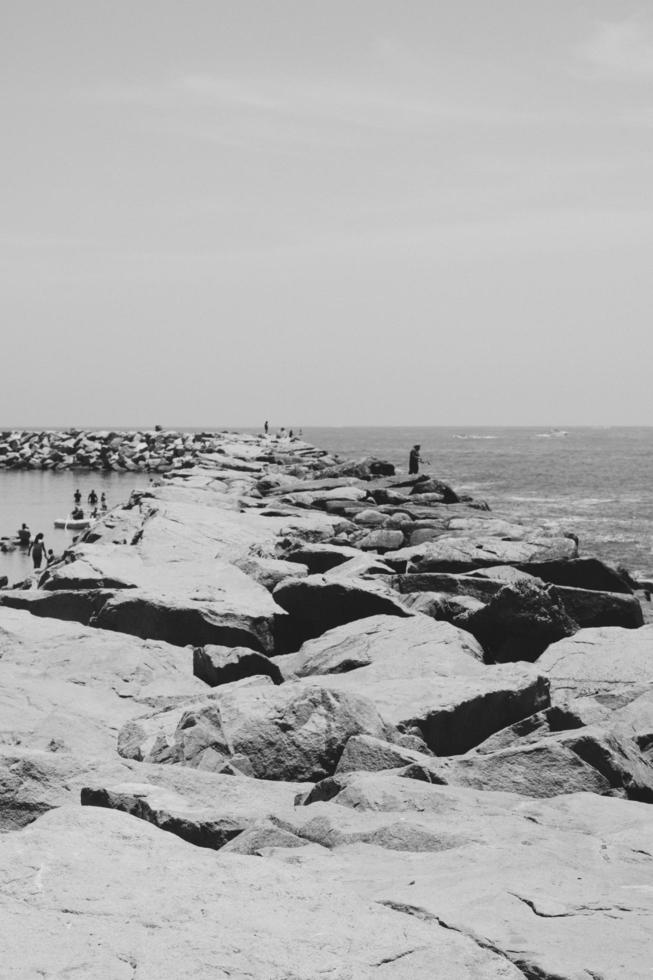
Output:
top-left (54, 516), bottom-right (92, 530)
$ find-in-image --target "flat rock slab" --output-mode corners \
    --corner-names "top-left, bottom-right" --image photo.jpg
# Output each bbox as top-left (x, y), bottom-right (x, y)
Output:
top-left (519, 557), bottom-right (633, 593)
top-left (537, 625), bottom-right (653, 706)
top-left (0, 806), bottom-right (524, 979)
top-left (276, 614), bottom-right (485, 679)
top-left (389, 534), bottom-right (578, 573)
top-left (135, 498), bottom-right (351, 565)
top-left (82, 765), bottom-right (308, 849)
top-left (0, 608), bottom-right (205, 758)
top-left (281, 770), bottom-right (653, 980)
top-left (92, 589), bottom-right (280, 652)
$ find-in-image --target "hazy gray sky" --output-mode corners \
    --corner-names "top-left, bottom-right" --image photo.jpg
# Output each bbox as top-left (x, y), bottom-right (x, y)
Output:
top-left (2, 1), bottom-right (653, 426)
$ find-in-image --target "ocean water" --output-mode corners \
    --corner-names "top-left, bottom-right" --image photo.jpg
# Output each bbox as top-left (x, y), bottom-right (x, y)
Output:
top-left (1, 427), bottom-right (652, 583)
top-left (304, 426), bottom-right (653, 577)
top-left (0, 470), bottom-right (152, 582)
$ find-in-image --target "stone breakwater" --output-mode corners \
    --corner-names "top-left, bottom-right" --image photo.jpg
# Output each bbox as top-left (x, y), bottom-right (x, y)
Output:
top-left (0, 427), bottom-right (282, 472)
top-left (1, 430), bottom-right (653, 978)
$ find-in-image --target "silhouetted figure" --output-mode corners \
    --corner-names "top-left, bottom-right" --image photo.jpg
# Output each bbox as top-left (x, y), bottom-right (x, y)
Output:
top-left (17, 523), bottom-right (31, 547)
top-left (72, 506), bottom-right (84, 520)
top-left (289, 429), bottom-right (294, 438)
top-left (73, 489), bottom-right (82, 504)
top-left (28, 533), bottom-right (46, 570)
top-left (88, 489), bottom-right (98, 506)
top-left (101, 492), bottom-right (108, 511)
top-left (409, 444), bottom-right (422, 475)
top-left (264, 420), bottom-right (269, 435)
top-left (46, 549), bottom-right (57, 566)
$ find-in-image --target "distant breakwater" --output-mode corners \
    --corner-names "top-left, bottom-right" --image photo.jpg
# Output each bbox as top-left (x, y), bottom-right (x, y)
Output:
top-left (0, 428), bottom-right (270, 473)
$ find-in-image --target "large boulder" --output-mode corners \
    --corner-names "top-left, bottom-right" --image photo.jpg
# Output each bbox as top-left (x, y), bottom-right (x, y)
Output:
top-left (272, 574), bottom-right (412, 650)
top-left (277, 615), bottom-right (549, 754)
top-left (0, 588), bottom-right (109, 625)
top-left (457, 580), bottom-right (579, 663)
top-left (276, 614), bottom-right (485, 679)
top-left (410, 477), bottom-right (459, 502)
top-left (389, 570), bottom-right (643, 632)
top-left (356, 529), bottom-right (406, 552)
top-left (520, 557), bottom-right (634, 593)
top-left (436, 727), bottom-right (653, 800)
top-left (117, 678), bottom-right (392, 782)
top-left (0, 607), bottom-right (207, 825)
top-left (0, 749), bottom-right (132, 831)
top-left (555, 584), bottom-right (643, 629)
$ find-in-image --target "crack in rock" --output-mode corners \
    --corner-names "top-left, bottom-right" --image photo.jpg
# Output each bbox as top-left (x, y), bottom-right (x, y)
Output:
top-left (377, 900), bottom-right (529, 977)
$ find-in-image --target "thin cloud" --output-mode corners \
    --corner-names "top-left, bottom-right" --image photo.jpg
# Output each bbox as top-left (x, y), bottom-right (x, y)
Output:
top-left (85, 72), bottom-right (558, 134)
top-left (575, 16), bottom-right (653, 78)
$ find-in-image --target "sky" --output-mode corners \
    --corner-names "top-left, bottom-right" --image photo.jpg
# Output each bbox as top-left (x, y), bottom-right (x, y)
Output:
top-left (2, 0), bottom-right (653, 427)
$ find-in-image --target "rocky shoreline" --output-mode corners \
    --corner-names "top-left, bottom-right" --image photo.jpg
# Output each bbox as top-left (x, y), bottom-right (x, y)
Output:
top-left (1, 430), bottom-right (652, 977)
top-left (0, 427), bottom-right (287, 472)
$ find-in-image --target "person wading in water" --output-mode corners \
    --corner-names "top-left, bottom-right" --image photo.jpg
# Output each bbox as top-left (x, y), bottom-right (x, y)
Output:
top-left (28, 533), bottom-right (47, 571)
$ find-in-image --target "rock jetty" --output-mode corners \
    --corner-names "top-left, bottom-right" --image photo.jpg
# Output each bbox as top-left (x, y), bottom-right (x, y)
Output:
top-left (1, 430), bottom-right (653, 978)
top-left (0, 426), bottom-right (298, 472)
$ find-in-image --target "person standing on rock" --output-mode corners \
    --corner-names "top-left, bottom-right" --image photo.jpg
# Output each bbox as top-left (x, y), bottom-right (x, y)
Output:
top-left (264, 420), bottom-right (269, 435)
top-left (409, 444), bottom-right (422, 475)
top-left (28, 533), bottom-right (46, 570)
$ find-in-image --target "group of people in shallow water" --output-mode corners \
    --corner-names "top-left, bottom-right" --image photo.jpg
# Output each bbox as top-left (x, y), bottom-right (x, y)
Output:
top-left (71, 488), bottom-right (107, 521)
top-left (17, 526), bottom-right (55, 570)
top-left (16, 488), bottom-right (109, 572)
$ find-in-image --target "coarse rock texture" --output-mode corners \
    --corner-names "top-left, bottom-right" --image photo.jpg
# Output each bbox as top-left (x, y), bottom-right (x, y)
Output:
top-left (456, 579), bottom-right (579, 663)
top-left (81, 765), bottom-right (308, 849)
top-left (277, 615), bottom-right (550, 754)
top-left (2, 428), bottom-right (652, 979)
top-left (0, 608), bottom-right (205, 757)
top-left (389, 532), bottom-right (578, 574)
top-left (117, 678), bottom-right (393, 781)
top-left (537, 625), bottom-right (653, 707)
top-left (520, 556), bottom-right (634, 593)
top-left (276, 613), bottom-right (485, 677)
top-left (281, 772), bottom-right (653, 979)
top-left (0, 807), bottom-right (526, 979)
top-left (388, 568), bottom-right (643, 631)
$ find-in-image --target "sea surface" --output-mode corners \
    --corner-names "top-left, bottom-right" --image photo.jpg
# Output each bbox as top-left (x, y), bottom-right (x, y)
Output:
top-left (0, 470), bottom-right (152, 582)
top-left (305, 426), bottom-right (653, 578)
top-left (1, 427), bottom-right (652, 582)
